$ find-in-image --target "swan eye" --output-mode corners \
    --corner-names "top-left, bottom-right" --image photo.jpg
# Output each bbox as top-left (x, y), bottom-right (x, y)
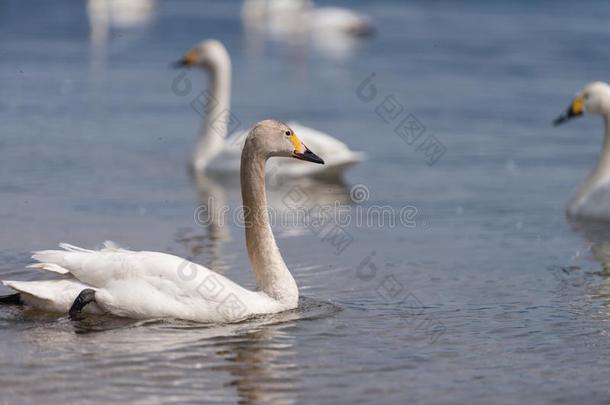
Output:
top-left (285, 131), bottom-right (291, 136)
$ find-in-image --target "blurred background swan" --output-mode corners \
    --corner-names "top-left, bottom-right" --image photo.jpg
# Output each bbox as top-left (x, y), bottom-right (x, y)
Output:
top-left (554, 82), bottom-right (610, 220)
top-left (175, 39), bottom-right (364, 180)
top-left (241, 0), bottom-right (374, 59)
top-left (87, 0), bottom-right (156, 68)
top-left (242, 0), bottom-right (374, 37)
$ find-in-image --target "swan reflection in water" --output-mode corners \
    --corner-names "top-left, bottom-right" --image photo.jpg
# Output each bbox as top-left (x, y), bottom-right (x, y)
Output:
top-left (569, 219), bottom-right (610, 273)
top-left (11, 298), bottom-right (339, 404)
top-left (564, 219), bottom-right (610, 318)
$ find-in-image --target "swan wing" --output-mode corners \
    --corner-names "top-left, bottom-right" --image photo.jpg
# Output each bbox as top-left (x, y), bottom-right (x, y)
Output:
top-left (2, 277), bottom-right (104, 314)
top-left (311, 6), bottom-right (373, 36)
top-left (4, 241), bottom-right (268, 321)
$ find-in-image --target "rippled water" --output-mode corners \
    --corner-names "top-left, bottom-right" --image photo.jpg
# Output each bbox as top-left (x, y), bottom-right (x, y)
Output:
top-left (3, 0), bottom-right (610, 403)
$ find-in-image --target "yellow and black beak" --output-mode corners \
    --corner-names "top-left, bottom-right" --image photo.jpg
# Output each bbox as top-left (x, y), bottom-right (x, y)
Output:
top-left (553, 95), bottom-right (585, 126)
top-left (289, 134), bottom-right (324, 164)
top-left (173, 49), bottom-right (198, 68)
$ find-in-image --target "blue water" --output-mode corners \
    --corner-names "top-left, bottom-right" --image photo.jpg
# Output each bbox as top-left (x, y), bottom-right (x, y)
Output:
top-left (2, 0), bottom-right (610, 403)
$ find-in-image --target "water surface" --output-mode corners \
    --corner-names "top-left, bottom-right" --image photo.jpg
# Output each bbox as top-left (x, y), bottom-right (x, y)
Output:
top-left (2, 0), bottom-right (610, 403)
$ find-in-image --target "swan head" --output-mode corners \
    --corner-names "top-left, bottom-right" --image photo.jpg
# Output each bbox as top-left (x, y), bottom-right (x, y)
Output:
top-left (174, 39), bottom-right (230, 70)
top-left (246, 119), bottom-right (325, 164)
top-left (554, 81), bottom-right (610, 126)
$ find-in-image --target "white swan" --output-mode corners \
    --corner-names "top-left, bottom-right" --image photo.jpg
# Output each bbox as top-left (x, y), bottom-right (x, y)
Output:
top-left (175, 39), bottom-right (363, 180)
top-left (241, 0), bottom-right (374, 38)
top-left (0, 120), bottom-right (325, 322)
top-left (554, 81), bottom-right (610, 220)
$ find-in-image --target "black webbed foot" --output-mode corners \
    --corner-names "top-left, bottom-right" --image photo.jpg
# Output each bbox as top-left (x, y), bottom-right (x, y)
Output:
top-left (69, 289), bottom-right (96, 320)
top-left (0, 293), bottom-right (22, 305)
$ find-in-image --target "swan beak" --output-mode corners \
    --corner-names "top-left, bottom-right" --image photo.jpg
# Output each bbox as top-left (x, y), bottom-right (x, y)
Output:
top-left (290, 135), bottom-right (324, 164)
top-left (292, 146), bottom-right (325, 164)
top-left (173, 50), bottom-right (198, 68)
top-left (553, 95), bottom-right (584, 126)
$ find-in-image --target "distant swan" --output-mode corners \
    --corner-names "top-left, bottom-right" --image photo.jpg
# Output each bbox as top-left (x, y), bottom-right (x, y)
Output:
top-left (175, 39), bottom-right (363, 179)
top-left (554, 81), bottom-right (610, 220)
top-left (0, 120), bottom-right (324, 322)
top-left (241, 0), bottom-right (374, 38)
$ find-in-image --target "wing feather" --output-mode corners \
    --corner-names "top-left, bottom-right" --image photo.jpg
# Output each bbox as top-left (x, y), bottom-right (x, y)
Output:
top-left (2, 278), bottom-right (102, 314)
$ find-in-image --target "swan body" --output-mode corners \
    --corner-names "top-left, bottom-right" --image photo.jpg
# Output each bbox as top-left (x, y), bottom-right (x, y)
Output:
top-left (1, 120), bottom-right (325, 322)
top-left (176, 39), bottom-right (363, 179)
top-left (205, 122), bottom-right (363, 179)
top-left (310, 6), bottom-right (374, 37)
top-left (5, 243), bottom-right (283, 322)
top-left (554, 81), bottom-right (610, 220)
top-left (241, 0), bottom-right (373, 38)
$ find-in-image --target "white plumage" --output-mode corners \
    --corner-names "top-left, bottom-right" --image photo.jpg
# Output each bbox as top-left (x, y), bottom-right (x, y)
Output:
top-left (554, 81), bottom-right (610, 220)
top-left (3, 241), bottom-right (287, 322)
top-left (241, 0), bottom-right (374, 38)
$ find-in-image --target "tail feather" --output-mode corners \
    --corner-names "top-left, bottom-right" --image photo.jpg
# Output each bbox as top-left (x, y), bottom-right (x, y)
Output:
top-left (102, 240), bottom-right (129, 252)
top-left (1, 279), bottom-right (101, 314)
top-left (2, 280), bottom-right (62, 302)
top-left (31, 246), bottom-right (89, 276)
top-left (0, 241), bottom-right (131, 314)
top-left (29, 241), bottom-right (133, 282)
top-left (26, 262), bottom-right (70, 275)
top-left (59, 243), bottom-right (93, 253)
top-left (31, 250), bottom-right (72, 267)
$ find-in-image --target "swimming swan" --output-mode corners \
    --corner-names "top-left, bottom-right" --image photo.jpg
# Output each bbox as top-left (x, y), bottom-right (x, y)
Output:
top-left (0, 120), bottom-right (324, 322)
top-left (241, 0), bottom-right (374, 38)
top-left (175, 39), bottom-right (363, 179)
top-left (554, 81), bottom-right (610, 220)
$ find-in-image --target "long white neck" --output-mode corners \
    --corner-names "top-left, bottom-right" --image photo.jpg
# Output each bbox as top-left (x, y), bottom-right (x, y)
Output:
top-left (192, 54), bottom-right (232, 172)
top-left (240, 141), bottom-right (298, 305)
top-left (570, 115), bottom-right (610, 211)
